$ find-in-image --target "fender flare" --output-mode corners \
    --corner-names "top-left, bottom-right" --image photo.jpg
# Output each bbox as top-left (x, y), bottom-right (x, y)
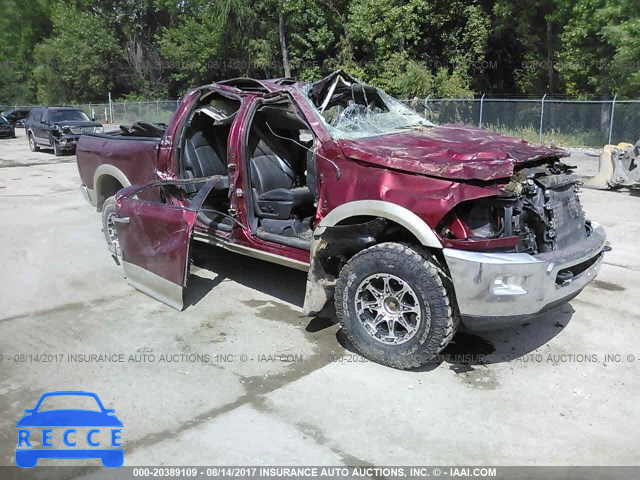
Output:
top-left (302, 200), bottom-right (442, 316)
top-left (93, 164), bottom-right (131, 195)
top-left (316, 200), bottom-right (442, 249)
top-left (93, 165), bottom-right (131, 209)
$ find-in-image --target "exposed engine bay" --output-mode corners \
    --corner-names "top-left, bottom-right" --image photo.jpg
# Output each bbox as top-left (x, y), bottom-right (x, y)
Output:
top-left (441, 160), bottom-right (590, 255)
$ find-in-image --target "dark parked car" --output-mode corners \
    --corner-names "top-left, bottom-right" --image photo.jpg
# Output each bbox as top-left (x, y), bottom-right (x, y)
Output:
top-left (0, 114), bottom-right (16, 138)
top-left (1, 108), bottom-right (31, 128)
top-left (25, 106), bottom-right (103, 156)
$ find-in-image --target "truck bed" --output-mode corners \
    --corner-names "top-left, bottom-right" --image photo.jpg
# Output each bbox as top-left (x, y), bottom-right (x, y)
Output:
top-left (77, 133), bottom-right (160, 190)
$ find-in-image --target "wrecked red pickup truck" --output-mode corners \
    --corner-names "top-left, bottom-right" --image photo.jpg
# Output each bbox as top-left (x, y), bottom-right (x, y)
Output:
top-left (76, 71), bottom-right (607, 369)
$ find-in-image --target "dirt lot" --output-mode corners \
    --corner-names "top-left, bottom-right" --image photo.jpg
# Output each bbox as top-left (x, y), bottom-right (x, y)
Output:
top-left (1, 128), bottom-right (639, 473)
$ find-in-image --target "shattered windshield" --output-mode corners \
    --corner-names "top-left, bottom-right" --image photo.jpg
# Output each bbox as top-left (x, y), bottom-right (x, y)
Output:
top-left (306, 71), bottom-right (434, 140)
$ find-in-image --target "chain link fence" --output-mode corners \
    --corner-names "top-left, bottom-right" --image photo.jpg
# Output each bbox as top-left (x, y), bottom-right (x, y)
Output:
top-left (407, 97), bottom-right (640, 147)
top-left (0, 100), bottom-right (181, 126)
top-left (72, 100), bottom-right (180, 125)
top-left (3, 96), bottom-right (639, 147)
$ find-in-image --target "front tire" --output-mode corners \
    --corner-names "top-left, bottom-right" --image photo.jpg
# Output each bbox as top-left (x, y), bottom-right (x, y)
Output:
top-left (335, 242), bottom-right (458, 369)
top-left (102, 196), bottom-right (120, 256)
top-left (28, 132), bottom-right (39, 152)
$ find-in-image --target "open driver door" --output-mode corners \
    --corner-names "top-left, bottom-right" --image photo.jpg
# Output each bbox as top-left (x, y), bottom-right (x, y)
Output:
top-left (112, 177), bottom-right (225, 310)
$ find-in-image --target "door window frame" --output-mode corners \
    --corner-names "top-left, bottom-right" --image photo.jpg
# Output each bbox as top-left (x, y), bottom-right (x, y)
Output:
top-left (241, 93), bottom-right (318, 235)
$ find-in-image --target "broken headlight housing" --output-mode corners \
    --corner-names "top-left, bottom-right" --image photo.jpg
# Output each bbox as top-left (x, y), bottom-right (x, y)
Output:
top-left (439, 161), bottom-right (589, 254)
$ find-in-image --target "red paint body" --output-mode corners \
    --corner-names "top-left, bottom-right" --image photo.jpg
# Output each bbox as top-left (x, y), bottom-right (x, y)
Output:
top-left (77, 81), bottom-right (566, 270)
top-left (75, 137), bottom-right (159, 189)
top-left (337, 127), bottom-right (567, 181)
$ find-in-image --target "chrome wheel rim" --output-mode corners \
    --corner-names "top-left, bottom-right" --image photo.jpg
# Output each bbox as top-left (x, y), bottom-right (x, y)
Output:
top-left (106, 212), bottom-right (120, 252)
top-left (354, 273), bottom-right (424, 345)
top-left (29, 135), bottom-right (35, 150)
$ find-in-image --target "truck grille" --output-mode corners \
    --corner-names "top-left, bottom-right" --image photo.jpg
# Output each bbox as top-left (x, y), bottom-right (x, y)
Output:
top-left (514, 165), bottom-right (589, 254)
top-left (70, 126), bottom-right (95, 134)
top-left (441, 161), bottom-right (591, 255)
top-left (544, 182), bottom-right (588, 250)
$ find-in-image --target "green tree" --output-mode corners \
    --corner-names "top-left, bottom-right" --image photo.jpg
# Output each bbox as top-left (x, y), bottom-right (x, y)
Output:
top-left (280, 0), bottom-right (352, 80)
top-left (32, 2), bottom-right (121, 103)
top-left (69, 0), bottom-right (175, 98)
top-left (2, 0), bottom-right (640, 104)
top-left (558, 0), bottom-right (640, 98)
top-left (491, 0), bottom-right (564, 94)
top-left (0, 0), bottom-right (52, 104)
top-left (157, 2), bottom-right (225, 92)
top-left (601, 1), bottom-right (640, 97)
top-left (346, 0), bottom-right (487, 97)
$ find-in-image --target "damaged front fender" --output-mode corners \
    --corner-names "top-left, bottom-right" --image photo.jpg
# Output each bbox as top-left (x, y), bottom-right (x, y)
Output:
top-left (303, 218), bottom-right (387, 316)
top-left (303, 201), bottom-right (444, 316)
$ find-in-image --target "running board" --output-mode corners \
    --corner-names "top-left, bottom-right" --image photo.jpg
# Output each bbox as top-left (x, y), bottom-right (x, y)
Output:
top-left (193, 231), bottom-right (310, 272)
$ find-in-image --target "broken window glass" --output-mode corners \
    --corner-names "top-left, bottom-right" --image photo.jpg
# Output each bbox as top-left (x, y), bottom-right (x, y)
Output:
top-left (306, 71), bottom-right (434, 140)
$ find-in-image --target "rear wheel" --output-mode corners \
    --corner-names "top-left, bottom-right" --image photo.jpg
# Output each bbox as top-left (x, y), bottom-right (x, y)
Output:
top-left (28, 132), bottom-right (39, 152)
top-left (335, 242), bottom-right (458, 369)
top-left (102, 196), bottom-right (120, 256)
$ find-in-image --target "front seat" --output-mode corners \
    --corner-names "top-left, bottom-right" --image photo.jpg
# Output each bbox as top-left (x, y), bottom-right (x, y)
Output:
top-left (250, 153), bottom-right (313, 219)
top-left (182, 131), bottom-right (229, 193)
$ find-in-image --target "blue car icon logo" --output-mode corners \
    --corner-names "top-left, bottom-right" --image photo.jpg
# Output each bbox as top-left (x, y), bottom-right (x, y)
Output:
top-left (15, 391), bottom-right (123, 468)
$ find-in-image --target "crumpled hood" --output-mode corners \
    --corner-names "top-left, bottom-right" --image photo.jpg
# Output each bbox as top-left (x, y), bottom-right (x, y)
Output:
top-left (337, 125), bottom-right (568, 181)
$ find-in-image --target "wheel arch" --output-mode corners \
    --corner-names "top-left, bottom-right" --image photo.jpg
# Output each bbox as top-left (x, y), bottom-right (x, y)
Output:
top-left (303, 200), bottom-right (443, 316)
top-left (94, 165), bottom-right (131, 211)
top-left (318, 200), bottom-right (442, 249)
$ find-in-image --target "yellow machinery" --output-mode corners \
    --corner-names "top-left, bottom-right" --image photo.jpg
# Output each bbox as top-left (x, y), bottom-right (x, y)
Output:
top-left (584, 141), bottom-right (640, 189)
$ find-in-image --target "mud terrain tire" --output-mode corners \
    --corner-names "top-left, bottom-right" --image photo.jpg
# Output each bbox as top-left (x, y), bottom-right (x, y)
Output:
top-left (335, 242), bottom-right (458, 369)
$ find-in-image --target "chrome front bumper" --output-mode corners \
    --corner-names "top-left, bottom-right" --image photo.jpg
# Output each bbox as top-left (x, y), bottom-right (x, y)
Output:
top-left (443, 222), bottom-right (607, 330)
top-left (59, 134), bottom-right (80, 146)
